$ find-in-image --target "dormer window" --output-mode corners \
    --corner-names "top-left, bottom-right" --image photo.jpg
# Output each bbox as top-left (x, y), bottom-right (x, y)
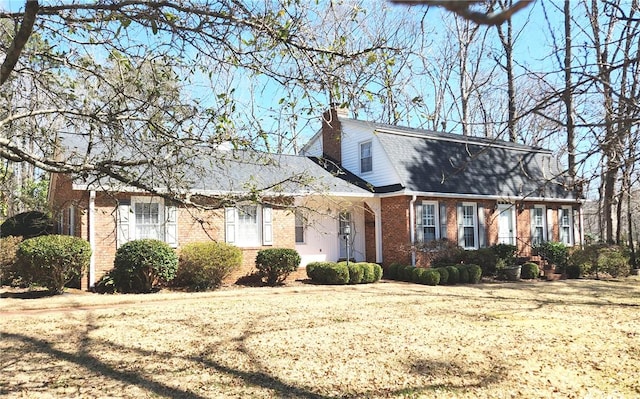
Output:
top-left (360, 141), bottom-right (372, 173)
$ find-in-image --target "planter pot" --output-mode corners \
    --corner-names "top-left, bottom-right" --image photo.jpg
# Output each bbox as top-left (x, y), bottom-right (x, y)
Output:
top-left (504, 265), bottom-right (521, 281)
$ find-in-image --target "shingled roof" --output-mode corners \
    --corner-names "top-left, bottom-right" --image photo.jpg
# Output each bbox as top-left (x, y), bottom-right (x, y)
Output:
top-left (339, 118), bottom-right (577, 200)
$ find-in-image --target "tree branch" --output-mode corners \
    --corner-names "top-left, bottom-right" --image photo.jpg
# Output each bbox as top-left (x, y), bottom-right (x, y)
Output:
top-left (0, 0), bottom-right (39, 86)
top-left (389, 0), bottom-right (534, 25)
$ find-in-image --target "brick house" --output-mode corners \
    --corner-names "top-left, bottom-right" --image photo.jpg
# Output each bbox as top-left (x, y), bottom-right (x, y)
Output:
top-left (48, 106), bottom-right (582, 289)
top-left (300, 106), bottom-right (583, 267)
top-left (48, 151), bottom-right (374, 290)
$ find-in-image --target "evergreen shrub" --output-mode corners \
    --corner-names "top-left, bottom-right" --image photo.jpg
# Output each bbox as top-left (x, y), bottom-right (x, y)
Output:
top-left (445, 265), bottom-right (460, 285)
top-left (520, 262), bottom-right (540, 279)
top-left (15, 235), bottom-right (91, 294)
top-left (174, 241), bottom-right (242, 291)
top-left (113, 239), bottom-right (178, 293)
top-left (255, 248), bottom-right (301, 286)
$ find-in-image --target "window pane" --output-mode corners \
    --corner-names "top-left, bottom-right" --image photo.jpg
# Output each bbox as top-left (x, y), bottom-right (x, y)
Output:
top-left (464, 226), bottom-right (475, 248)
top-left (295, 211), bottom-right (305, 243)
top-left (135, 202), bottom-right (161, 240)
top-left (238, 205), bottom-right (259, 244)
top-left (360, 142), bottom-right (372, 172)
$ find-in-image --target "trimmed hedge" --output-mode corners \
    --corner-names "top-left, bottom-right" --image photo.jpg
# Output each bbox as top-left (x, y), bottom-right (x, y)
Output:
top-left (173, 241), bottom-right (242, 291)
top-left (15, 235), bottom-right (91, 294)
top-left (385, 263), bottom-right (403, 280)
top-left (465, 264), bottom-right (482, 284)
top-left (307, 261), bottom-right (382, 285)
top-left (520, 262), bottom-right (540, 279)
top-left (445, 265), bottom-right (460, 285)
top-left (434, 267), bottom-right (449, 285)
top-left (113, 239), bottom-right (178, 293)
top-left (418, 268), bottom-right (440, 286)
top-left (255, 248), bottom-right (301, 286)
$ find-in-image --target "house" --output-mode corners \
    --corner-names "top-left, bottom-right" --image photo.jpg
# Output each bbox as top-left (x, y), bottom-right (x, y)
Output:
top-left (48, 150), bottom-right (375, 290)
top-left (48, 106), bottom-right (582, 290)
top-left (300, 106), bottom-right (583, 267)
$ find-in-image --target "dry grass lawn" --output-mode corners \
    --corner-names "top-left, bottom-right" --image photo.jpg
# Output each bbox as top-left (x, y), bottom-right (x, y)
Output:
top-left (1, 278), bottom-right (640, 398)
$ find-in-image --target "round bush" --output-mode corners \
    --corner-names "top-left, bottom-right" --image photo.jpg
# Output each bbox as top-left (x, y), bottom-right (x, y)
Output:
top-left (445, 265), bottom-right (460, 285)
top-left (434, 267), bottom-right (449, 285)
top-left (0, 211), bottom-right (55, 239)
top-left (566, 264), bottom-right (582, 279)
top-left (458, 265), bottom-right (470, 284)
top-left (419, 269), bottom-right (440, 286)
top-left (113, 239), bottom-right (178, 293)
top-left (465, 264), bottom-right (482, 284)
top-left (401, 265), bottom-right (416, 282)
top-left (386, 263), bottom-right (403, 280)
top-left (173, 241), bottom-right (242, 291)
top-left (306, 261), bottom-right (349, 284)
top-left (359, 263), bottom-right (382, 283)
top-left (345, 262), bottom-right (364, 284)
top-left (255, 248), bottom-right (301, 286)
top-left (412, 267), bottom-right (426, 283)
top-left (520, 262), bottom-right (540, 279)
top-left (15, 235), bottom-right (91, 294)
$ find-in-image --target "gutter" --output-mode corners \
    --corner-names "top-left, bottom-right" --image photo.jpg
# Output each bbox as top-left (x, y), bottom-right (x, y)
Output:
top-left (409, 194), bottom-right (417, 266)
top-left (88, 190), bottom-right (96, 288)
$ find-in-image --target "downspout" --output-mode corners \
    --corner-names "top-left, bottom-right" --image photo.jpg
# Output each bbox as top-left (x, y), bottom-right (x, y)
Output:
top-left (375, 204), bottom-right (383, 263)
top-left (88, 190), bottom-right (96, 288)
top-left (579, 201), bottom-right (585, 248)
top-left (409, 195), bottom-right (417, 266)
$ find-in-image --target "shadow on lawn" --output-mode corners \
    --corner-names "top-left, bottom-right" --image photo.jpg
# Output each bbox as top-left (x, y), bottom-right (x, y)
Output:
top-left (0, 310), bottom-right (508, 399)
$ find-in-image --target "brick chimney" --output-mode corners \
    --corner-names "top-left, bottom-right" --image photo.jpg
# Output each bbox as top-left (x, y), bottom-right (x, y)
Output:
top-left (321, 104), bottom-right (348, 165)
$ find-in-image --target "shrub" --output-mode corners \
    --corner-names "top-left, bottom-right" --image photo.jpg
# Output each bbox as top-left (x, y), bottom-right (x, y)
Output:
top-left (113, 239), bottom-right (178, 293)
top-left (255, 248), bottom-right (301, 286)
top-left (491, 243), bottom-right (518, 265)
top-left (306, 261), bottom-right (349, 284)
top-left (93, 271), bottom-right (117, 294)
top-left (520, 262), bottom-right (540, 279)
top-left (15, 235), bottom-right (91, 294)
top-left (445, 265), bottom-right (460, 285)
top-left (0, 211), bottom-right (55, 239)
top-left (466, 264), bottom-right (482, 284)
top-left (0, 235), bottom-right (23, 286)
top-left (345, 262), bottom-right (364, 284)
top-left (419, 269), bottom-right (440, 286)
top-left (385, 262), bottom-right (404, 280)
top-left (433, 267), bottom-right (449, 285)
top-left (412, 267), bottom-right (426, 283)
top-left (173, 242), bottom-right (242, 291)
top-left (464, 248), bottom-right (498, 277)
top-left (401, 265), bottom-right (416, 282)
top-left (416, 238), bottom-right (464, 267)
top-left (361, 263), bottom-right (382, 283)
top-left (536, 241), bottom-right (569, 273)
top-left (598, 247), bottom-right (630, 278)
top-left (457, 265), bottom-right (470, 284)
top-left (566, 264), bottom-right (582, 279)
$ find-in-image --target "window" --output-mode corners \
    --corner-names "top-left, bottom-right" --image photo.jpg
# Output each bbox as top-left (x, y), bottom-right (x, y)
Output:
top-left (461, 204), bottom-right (477, 249)
top-left (135, 202), bottom-right (162, 240)
top-left (360, 141), bottom-right (372, 173)
top-left (531, 205), bottom-right (546, 246)
top-left (416, 201), bottom-right (438, 242)
top-left (225, 204), bottom-right (273, 247)
top-left (295, 210), bottom-right (305, 244)
top-left (559, 206), bottom-right (573, 245)
top-left (117, 197), bottom-right (177, 248)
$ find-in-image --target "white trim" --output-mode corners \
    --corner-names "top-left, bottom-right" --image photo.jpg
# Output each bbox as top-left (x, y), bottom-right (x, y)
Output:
top-left (409, 195), bottom-right (417, 266)
top-left (379, 189), bottom-right (580, 203)
top-left (374, 127), bottom-right (552, 154)
top-left (458, 202), bottom-right (479, 250)
top-left (359, 140), bottom-right (373, 174)
top-left (559, 205), bottom-right (574, 246)
top-left (531, 205), bottom-right (547, 245)
top-left (417, 200), bottom-right (440, 242)
top-left (88, 191), bottom-right (96, 288)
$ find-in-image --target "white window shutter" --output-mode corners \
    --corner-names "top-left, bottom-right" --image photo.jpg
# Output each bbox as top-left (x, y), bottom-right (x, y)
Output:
top-left (548, 208), bottom-right (555, 242)
top-left (457, 203), bottom-right (464, 247)
top-left (225, 208), bottom-right (236, 243)
top-left (165, 203), bottom-right (178, 247)
top-left (415, 204), bottom-right (424, 242)
top-left (117, 200), bottom-right (131, 248)
top-left (439, 202), bottom-right (447, 240)
top-left (262, 206), bottom-right (273, 245)
top-left (478, 204), bottom-right (486, 248)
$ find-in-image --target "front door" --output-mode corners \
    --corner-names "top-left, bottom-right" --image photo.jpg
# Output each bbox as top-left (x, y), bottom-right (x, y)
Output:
top-left (497, 204), bottom-right (516, 245)
top-left (338, 211), bottom-right (353, 260)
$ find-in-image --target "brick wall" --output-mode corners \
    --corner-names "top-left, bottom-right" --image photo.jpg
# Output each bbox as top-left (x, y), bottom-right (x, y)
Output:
top-left (321, 108), bottom-right (342, 164)
top-left (380, 196), bottom-right (411, 266)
